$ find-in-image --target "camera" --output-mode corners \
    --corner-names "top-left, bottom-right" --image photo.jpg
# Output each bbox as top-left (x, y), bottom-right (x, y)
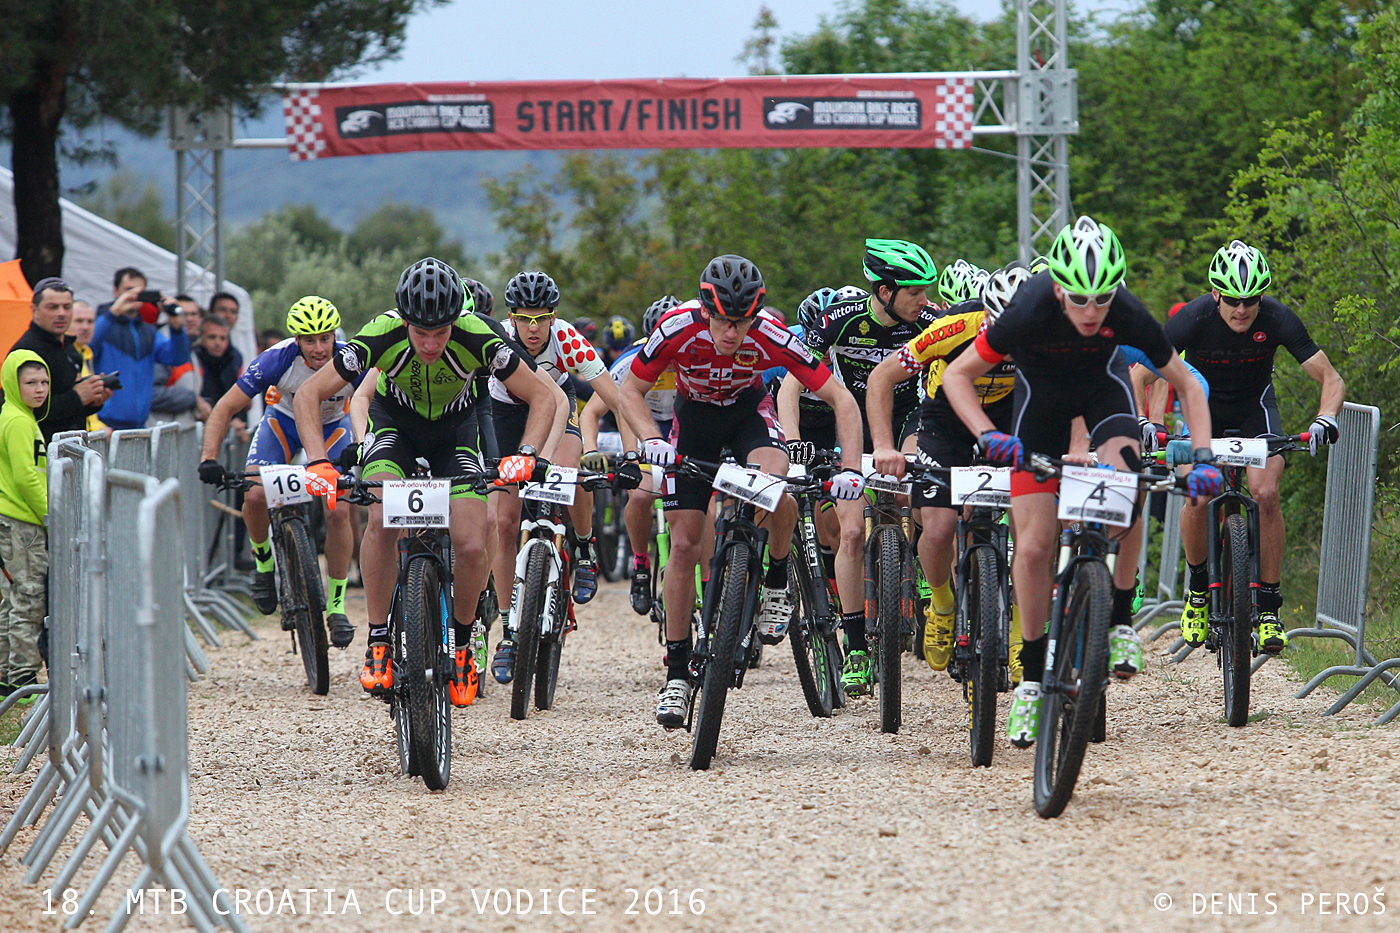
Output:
top-left (100, 373), bottom-right (123, 391)
top-left (136, 290), bottom-right (163, 304)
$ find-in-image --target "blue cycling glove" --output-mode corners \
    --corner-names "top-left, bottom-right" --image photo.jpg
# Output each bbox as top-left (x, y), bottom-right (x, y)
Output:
top-left (978, 431), bottom-right (1025, 468)
top-left (1185, 462), bottom-right (1223, 503)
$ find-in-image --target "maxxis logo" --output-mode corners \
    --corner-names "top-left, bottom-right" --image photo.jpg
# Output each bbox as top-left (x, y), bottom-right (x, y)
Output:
top-left (913, 318), bottom-right (966, 354)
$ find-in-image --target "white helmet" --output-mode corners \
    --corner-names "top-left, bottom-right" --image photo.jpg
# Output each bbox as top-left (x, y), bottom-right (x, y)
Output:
top-left (980, 262), bottom-right (1033, 325)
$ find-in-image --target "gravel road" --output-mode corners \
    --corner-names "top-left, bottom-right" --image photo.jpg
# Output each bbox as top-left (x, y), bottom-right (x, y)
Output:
top-left (3, 580), bottom-right (1398, 933)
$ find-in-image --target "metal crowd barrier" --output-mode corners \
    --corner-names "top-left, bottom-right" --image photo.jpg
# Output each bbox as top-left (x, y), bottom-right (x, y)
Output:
top-left (1134, 488), bottom-right (1187, 641)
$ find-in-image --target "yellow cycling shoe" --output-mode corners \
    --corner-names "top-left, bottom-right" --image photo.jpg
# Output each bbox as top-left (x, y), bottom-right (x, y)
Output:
top-left (1257, 613), bottom-right (1290, 654)
top-left (923, 602), bottom-right (954, 672)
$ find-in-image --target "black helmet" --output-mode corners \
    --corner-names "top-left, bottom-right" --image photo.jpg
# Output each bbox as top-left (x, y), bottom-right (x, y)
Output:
top-left (462, 277), bottom-right (495, 317)
top-left (504, 271), bottom-right (560, 310)
top-left (396, 257), bottom-right (465, 328)
top-left (699, 254), bottom-right (765, 320)
top-left (643, 295), bottom-right (680, 334)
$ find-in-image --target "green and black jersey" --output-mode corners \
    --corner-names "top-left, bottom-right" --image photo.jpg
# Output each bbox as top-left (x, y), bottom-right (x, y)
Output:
top-left (334, 310), bottom-right (522, 420)
top-left (801, 296), bottom-right (938, 411)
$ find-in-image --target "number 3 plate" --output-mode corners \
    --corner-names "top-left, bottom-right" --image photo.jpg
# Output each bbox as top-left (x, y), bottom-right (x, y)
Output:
top-left (260, 464), bottom-right (312, 509)
top-left (1211, 437), bottom-right (1267, 468)
top-left (382, 479), bottom-right (450, 528)
top-left (950, 466), bottom-right (1011, 507)
top-left (522, 465), bottom-right (579, 505)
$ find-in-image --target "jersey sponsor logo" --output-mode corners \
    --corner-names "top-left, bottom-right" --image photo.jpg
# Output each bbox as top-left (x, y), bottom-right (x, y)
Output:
top-left (912, 318), bottom-right (967, 354)
top-left (858, 320), bottom-right (870, 335)
top-left (642, 328), bottom-right (666, 356)
top-left (835, 345), bottom-right (891, 364)
top-left (756, 316), bottom-right (792, 345)
top-left (734, 347), bottom-right (760, 367)
top-left (658, 309), bottom-right (694, 338)
top-left (491, 344), bottom-right (514, 372)
top-left (1252, 331), bottom-right (1267, 342)
top-left (339, 343), bottom-right (362, 372)
top-left (1099, 327), bottom-right (1115, 339)
top-left (851, 337), bottom-right (878, 346)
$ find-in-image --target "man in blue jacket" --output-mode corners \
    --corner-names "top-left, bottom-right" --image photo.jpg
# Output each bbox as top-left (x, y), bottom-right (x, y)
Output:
top-left (91, 267), bottom-right (191, 430)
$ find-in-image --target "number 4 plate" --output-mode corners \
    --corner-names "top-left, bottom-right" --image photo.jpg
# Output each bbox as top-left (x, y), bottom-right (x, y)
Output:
top-left (712, 463), bottom-right (783, 513)
top-left (522, 465), bottom-right (579, 505)
top-left (1211, 437), bottom-right (1268, 468)
top-left (951, 466), bottom-right (1011, 507)
top-left (1057, 466), bottom-right (1138, 528)
top-left (260, 464), bottom-right (312, 509)
top-left (382, 479), bottom-right (451, 528)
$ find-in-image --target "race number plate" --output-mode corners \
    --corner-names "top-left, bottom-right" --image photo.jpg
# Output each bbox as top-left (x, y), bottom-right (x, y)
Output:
top-left (260, 464), bottom-right (312, 509)
top-left (382, 479), bottom-right (450, 528)
top-left (1211, 437), bottom-right (1268, 469)
top-left (861, 454), bottom-right (912, 495)
top-left (712, 463), bottom-right (783, 513)
top-left (522, 465), bottom-right (579, 506)
top-left (951, 466), bottom-right (1012, 507)
top-left (1057, 466), bottom-right (1138, 528)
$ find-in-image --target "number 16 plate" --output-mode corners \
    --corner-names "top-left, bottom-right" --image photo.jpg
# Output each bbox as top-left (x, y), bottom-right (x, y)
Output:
top-left (382, 479), bottom-right (450, 528)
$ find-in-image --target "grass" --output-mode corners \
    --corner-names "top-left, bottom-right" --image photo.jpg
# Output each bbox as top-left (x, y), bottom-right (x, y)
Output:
top-left (0, 704), bottom-right (24, 745)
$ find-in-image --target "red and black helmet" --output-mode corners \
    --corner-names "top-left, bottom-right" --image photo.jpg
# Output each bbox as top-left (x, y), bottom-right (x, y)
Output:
top-left (699, 254), bottom-right (765, 320)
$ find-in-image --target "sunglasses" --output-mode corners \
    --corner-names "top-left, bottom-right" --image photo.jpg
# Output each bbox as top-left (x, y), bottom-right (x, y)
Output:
top-left (511, 311), bottom-right (555, 327)
top-left (710, 316), bottom-right (755, 332)
top-left (1219, 294), bottom-right (1261, 309)
top-left (1063, 286), bottom-right (1117, 308)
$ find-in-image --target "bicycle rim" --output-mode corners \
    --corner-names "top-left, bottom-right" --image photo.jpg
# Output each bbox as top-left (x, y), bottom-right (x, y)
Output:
top-left (875, 527), bottom-right (904, 735)
top-left (966, 548), bottom-right (1001, 767)
top-left (789, 541), bottom-right (833, 718)
top-left (282, 519), bottom-right (329, 696)
top-left (691, 543), bottom-right (750, 770)
top-left (1034, 559), bottom-right (1110, 818)
top-left (1221, 513), bottom-right (1253, 727)
top-left (405, 558), bottom-right (451, 789)
top-left (511, 544), bottom-right (549, 721)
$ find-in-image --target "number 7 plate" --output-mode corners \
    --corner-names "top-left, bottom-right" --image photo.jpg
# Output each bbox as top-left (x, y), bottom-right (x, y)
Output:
top-left (259, 464), bottom-right (312, 509)
top-left (382, 479), bottom-right (450, 528)
top-left (950, 466), bottom-right (1011, 507)
top-left (712, 462), bottom-right (783, 513)
top-left (1056, 466), bottom-right (1138, 528)
top-left (522, 465), bottom-right (579, 505)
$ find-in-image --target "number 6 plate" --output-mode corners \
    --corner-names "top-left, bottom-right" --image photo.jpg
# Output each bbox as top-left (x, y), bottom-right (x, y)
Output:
top-left (951, 466), bottom-right (1011, 507)
top-left (382, 479), bottom-right (450, 528)
top-left (522, 465), bottom-right (579, 505)
top-left (259, 464), bottom-right (312, 509)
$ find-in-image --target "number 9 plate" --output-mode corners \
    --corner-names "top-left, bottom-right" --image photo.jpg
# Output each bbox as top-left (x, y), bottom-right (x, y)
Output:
top-left (382, 479), bottom-right (451, 528)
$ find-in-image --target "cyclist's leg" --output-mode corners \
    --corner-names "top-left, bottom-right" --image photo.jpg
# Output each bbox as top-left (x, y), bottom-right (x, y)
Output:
top-left (244, 413), bottom-right (296, 613)
top-left (490, 400), bottom-right (529, 611)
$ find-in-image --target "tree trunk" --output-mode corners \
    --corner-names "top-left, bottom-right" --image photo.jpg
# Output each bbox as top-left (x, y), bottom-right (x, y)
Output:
top-left (9, 46), bottom-right (72, 286)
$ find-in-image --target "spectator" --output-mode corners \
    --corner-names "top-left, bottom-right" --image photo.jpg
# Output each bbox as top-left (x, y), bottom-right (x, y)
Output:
top-left (210, 291), bottom-right (240, 330)
top-left (0, 351), bottom-right (51, 698)
top-left (90, 267), bottom-right (190, 430)
top-left (8, 277), bottom-right (110, 441)
top-left (258, 327), bottom-right (284, 354)
top-left (65, 300), bottom-right (107, 433)
top-left (147, 296), bottom-right (205, 426)
top-left (194, 314), bottom-right (243, 408)
top-left (175, 295), bottom-right (202, 339)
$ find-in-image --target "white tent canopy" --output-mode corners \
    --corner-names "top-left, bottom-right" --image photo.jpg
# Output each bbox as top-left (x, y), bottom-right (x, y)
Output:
top-left (0, 166), bottom-right (255, 362)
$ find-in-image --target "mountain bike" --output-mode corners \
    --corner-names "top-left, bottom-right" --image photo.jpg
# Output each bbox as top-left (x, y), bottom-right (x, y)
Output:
top-left (342, 469), bottom-right (492, 791)
top-left (1021, 453), bottom-right (1187, 817)
top-left (505, 465), bottom-right (613, 720)
top-left (861, 458), bottom-right (924, 734)
top-left (591, 457), bottom-right (631, 583)
top-left (786, 451), bottom-right (846, 718)
top-left (225, 468), bottom-right (329, 695)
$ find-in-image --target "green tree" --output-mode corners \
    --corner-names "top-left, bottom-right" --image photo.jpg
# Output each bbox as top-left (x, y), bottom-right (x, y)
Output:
top-left (0, 0), bottom-right (440, 283)
top-left (75, 170), bottom-right (176, 251)
top-left (737, 5), bottom-right (782, 75)
top-left (347, 202), bottom-right (466, 268)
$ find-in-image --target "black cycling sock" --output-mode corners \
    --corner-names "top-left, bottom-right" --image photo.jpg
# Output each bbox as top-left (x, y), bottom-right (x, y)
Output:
top-left (452, 619), bottom-right (472, 647)
top-left (665, 636), bottom-right (692, 682)
top-left (368, 624), bottom-right (389, 643)
top-left (1112, 586), bottom-right (1136, 629)
top-left (765, 555), bottom-right (789, 589)
top-left (842, 611), bottom-right (868, 654)
top-left (1020, 635), bottom-right (1047, 684)
top-left (820, 545), bottom-right (835, 581)
top-left (1258, 582), bottom-right (1282, 615)
top-left (1188, 560), bottom-right (1208, 595)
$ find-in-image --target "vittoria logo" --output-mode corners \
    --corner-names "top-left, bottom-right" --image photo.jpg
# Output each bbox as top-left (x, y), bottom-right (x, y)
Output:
top-left (1252, 331), bottom-right (1267, 342)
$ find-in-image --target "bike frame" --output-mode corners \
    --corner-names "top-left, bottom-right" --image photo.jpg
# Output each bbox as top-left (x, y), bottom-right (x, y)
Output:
top-left (508, 502), bottom-right (574, 640)
top-left (1204, 468), bottom-right (1262, 633)
top-left (389, 529), bottom-right (456, 668)
top-left (863, 491), bottom-right (916, 641)
top-left (954, 506), bottom-right (1013, 670)
top-left (1043, 525), bottom-right (1118, 697)
top-left (691, 494), bottom-right (768, 702)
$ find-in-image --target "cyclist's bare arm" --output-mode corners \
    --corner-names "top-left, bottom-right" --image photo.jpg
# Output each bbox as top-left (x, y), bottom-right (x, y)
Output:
top-left (1300, 350), bottom-right (1346, 418)
top-left (293, 363), bottom-right (350, 464)
top-left (810, 378), bottom-right (864, 472)
top-left (586, 370), bottom-right (622, 422)
top-left (1130, 363), bottom-right (1156, 419)
top-left (349, 368), bottom-right (377, 441)
top-left (579, 391), bottom-right (606, 453)
top-left (942, 351), bottom-right (999, 438)
top-left (199, 384), bottom-right (254, 461)
top-left (501, 365), bottom-right (560, 455)
top-left (618, 371), bottom-right (664, 443)
top-left (868, 352), bottom-right (916, 473)
top-left (1159, 353), bottom-right (1213, 446)
top-left (776, 372), bottom-right (803, 440)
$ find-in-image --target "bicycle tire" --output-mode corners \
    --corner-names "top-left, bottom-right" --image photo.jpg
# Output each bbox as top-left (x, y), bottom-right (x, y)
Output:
top-left (965, 548), bottom-right (1001, 768)
top-left (282, 518), bottom-right (329, 696)
top-left (691, 542), bottom-right (751, 770)
top-left (1034, 558), bottom-right (1111, 818)
top-left (789, 544), bottom-right (834, 718)
top-left (826, 576), bottom-right (847, 710)
top-left (875, 526), bottom-right (904, 734)
top-left (1221, 513), bottom-right (1253, 727)
top-left (404, 557), bottom-right (451, 790)
top-left (389, 588), bottom-right (420, 777)
top-left (511, 543), bottom-right (549, 721)
top-left (535, 577), bottom-right (566, 710)
top-left (650, 534), bottom-right (666, 645)
top-left (596, 490), bottom-right (628, 583)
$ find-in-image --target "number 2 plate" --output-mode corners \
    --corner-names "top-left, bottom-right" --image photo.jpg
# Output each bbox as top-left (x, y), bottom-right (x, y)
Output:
top-left (1211, 437), bottom-right (1267, 468)
top-left (1056, 466), bottom-right (1138, 528)
top-left (522, 465), bottom-right (579, 505)
top-left (382, 479), bottom-right (450, 528)
top-left (712, 463), bottom-right (783, 513)
top-left (260, 464), bottom-right (311, 509)
top-left (950, 466), bottom-right (1011, 507)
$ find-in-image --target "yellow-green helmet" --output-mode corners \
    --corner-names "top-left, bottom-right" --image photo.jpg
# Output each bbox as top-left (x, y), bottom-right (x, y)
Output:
top-left (286, 296), bottom-right (341, 336)
top-left (1046, 216), bottom-right (1127, 295)
top-left (937, 259), bottom-right (986, 304)
top-left (1208, 239), bottom-right (1271, 298)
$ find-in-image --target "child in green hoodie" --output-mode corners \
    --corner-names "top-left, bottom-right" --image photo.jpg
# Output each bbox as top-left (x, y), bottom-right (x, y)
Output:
top-left (0, 350), bottom-right (50, 698)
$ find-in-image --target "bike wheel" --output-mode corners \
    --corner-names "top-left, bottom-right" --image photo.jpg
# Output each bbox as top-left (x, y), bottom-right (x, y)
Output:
top-left (825, 576), bottom-right (847, 710)
top-left (389, 588), bottom-right (420, 777)
top-left (875, 527), bottom-right (904, 735)
top-left (535, 578), bottom-right (565, 710)
top-left (1221, 513), bottom-right (1253, 727)
top-left (691, 543), bottom-right (750, 770)
top-left (595, 490), bottom-right (626, 583)
top-left (511, 544), bottom-right (549, 721)
top-left (1034, 559), bottom-right (1111, 818)
top-left (789, 546), bottom-right (834, 718)
top-left (281, 519), bottom-right (329, 695)
top-left (965, 548), bottom-right (1002, 768)
top-left (404, 558), bottom-right (451, 790)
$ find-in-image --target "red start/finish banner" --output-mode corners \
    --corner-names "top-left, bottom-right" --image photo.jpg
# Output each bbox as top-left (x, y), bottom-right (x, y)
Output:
top-left (281, 76), bottom-right (976, 160)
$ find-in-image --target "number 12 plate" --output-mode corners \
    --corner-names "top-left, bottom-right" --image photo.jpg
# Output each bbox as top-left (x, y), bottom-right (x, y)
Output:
top-left (522, 465), bottom-right (579, 505)
top-left (382, 479), bottom-right (450, 528)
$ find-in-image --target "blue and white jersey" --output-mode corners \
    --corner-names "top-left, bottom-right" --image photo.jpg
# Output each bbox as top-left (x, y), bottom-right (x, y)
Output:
top-left (235, 338), bottom-right (363, 424)
top-left (610, 343), bottom-right (676, 426)
top-left (1120, 345), bottom-right (1210, 400)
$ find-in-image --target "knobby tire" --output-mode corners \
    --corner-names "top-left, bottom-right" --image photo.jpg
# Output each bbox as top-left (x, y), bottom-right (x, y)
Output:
top-left (405, 557), bottom-right (451, 790)
top-left (691, 543), bottom-right (750, 771)
top-left (789, 541), bottom-right (834, 718)
top-left (965, 548), bottom-right (1002, 768)
top-left (1221, 513), bottom-right (1253, 727)
top-left (511, 544), bottom-right (549, 721)
top-left (876, 527), bottom-right (904, 735)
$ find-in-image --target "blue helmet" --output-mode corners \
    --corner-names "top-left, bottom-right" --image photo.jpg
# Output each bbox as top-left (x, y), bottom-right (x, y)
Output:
top-left (797, 287), bottom-right (840, 330)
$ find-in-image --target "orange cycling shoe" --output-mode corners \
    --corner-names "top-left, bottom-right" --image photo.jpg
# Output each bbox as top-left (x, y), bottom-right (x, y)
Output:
top-left (359, 643), bottom-right (393, 694)
top-left (449, 648), bottom-right (479, 707)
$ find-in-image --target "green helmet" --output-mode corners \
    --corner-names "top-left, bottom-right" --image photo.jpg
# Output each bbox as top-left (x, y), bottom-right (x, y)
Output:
top-left (286, 296), bottom-right (341, 336)
top-left (1208, 239), bottom-right (1271, 298)
top-left (863, 238), bottom-right (938, 288)
top-left (1046, 216), bottom-right (1127, 295)
top-left (1028, 255), bottom-right (1050, 275)
top-left (937, 259), bottom-right (986, 304)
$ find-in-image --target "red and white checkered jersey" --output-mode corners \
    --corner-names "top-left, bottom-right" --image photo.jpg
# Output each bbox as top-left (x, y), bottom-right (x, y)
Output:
top-left (630, 301), bottom-right (830, 406)
top-left (489, 318), bottom-right (607, 404)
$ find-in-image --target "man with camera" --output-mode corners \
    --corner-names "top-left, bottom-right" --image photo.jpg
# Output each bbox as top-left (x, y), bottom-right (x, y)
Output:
top-left (90, 266), bottom-right (191, 430)
top-left (8, 277), bottom-right (112, 441)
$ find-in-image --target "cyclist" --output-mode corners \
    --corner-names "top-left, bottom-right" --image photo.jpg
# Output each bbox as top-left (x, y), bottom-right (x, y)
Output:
top-left (294, 257), bottom-right (560, 707)
top-left (868, 263), bottom-right (1028, 677)
top-left (934, 259), bottom-right (988, 310)
top-left (1154, 240), bottom-right (1344, 652)
top-left (617, 254), bottom-right (868, 727)
top-left (778, 239), bottom-right (940, 696)
top-left (940, 217), bottom-right (1220, 747)
top-left (197, 296), bottom-right (363, 647)
top-left (600, 315), bottom-right (637, 369)
top-left (462, 277), bottom-right (495, 318)
top-left (487, 272), bottom-right (623, 682)
top-left (579, 295), bottom-right (680, 615)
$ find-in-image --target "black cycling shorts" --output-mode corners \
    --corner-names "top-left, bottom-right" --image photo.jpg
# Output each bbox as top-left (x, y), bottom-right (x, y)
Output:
top-left (914, 398), bottom-right (1013, 510)
top-left (667, 388), bottom-right (786, 512)
top-left (1010, 355), bottom-right (1140, 461)
top-left (364, 398), bottom-right (485, 500)
top-left (1210, 383), bottom-right (1283, 444)
top-left (493, 385), bottom-right (582, 455)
